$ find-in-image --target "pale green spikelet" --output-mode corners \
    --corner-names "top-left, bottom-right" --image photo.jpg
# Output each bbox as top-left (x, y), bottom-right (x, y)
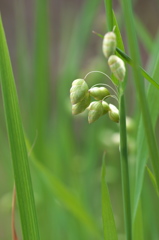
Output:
top-left (72, 92), bottom-right (90, 115)
top-left (70, 79), bottom-right (89, 104)
top-left (102, 101), bottom-right (110, 114)
top-left (108, 104), bottom-right (119, 123)
top-left (103, 32), bottom-right (117, 58)
top-left (108, 55), bottom-right (126, 81)
top-left (88, 101), bottom-right (103, 124)
top-left (89, 87), bottom-right (110, 100)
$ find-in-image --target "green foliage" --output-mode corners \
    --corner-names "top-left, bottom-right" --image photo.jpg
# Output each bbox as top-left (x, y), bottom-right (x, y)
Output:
top-left (0, 17), bottom-right (40, 240)
top-left (133, 36), bottom-right (159, 222)
top-left (121, 0), bottom-right (159, 226)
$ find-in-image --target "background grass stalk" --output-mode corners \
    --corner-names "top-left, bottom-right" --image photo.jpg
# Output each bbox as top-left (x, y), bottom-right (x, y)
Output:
top-left (33, 0), bottom-right (50, 162)
top-left (120, 0), bottom-right (159, 206)
top-left (104, 0), bottom-right (113, 32)
top-left (104, 1), bottom-right (132, 239)
top-left (0, 17), bottom-right (40, 240)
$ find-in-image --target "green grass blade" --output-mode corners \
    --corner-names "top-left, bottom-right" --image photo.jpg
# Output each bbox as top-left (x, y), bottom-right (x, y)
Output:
top-left (132, 201), bottom-right (144, 240)
top-left (33, 0), bottom-right (50, 161)
top-left (101, 155), bottom-right (118, 240)
top-left (133, 51), bottom-right (159, 220)
top-left (104, 0), bottom-right (113, 31)
top-left (121, 0), bottom-right (159, 218)
top-left (146, 166), bottom-right (159, 197)
top-left (27, 141), bottom-right (102, 239)
top-left (0, 17), bottom-right (40, 240)
top-left (113, 12), bottom-right (125, 51)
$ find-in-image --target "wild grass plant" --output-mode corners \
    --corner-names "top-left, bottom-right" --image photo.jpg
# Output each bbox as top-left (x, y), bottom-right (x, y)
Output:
top-left (1, 0), bottom-right (159, 240)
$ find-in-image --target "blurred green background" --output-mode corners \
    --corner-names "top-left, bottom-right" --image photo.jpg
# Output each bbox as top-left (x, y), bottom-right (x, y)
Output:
top-left (0, 0), bottom-right (159, 239)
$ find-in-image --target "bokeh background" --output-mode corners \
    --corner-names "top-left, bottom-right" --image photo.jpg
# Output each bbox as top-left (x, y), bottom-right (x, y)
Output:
top-left (0, 0), bottom-right (159, 239)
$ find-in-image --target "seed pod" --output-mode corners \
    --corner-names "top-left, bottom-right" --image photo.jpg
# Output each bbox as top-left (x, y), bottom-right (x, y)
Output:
top-left (88, 101), bottom-right (103, 124)
top-left (72, 92), bottom-right (90, 115)
top-left (70, 79), bottom-right (89, 104)
top-left (108, 104), bottom-right (119, 123)
top-left (103, 32), bottom-right (117, 58)
top-left (102, 101), bottom-right (110, 114)
top-left (89, 87), bottom-right (110, 100)
top-left (108, 55), bottom-right (126, 81)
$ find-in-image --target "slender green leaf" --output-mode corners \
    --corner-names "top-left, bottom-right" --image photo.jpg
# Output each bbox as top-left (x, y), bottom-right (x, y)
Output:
top-left (146, 166), bottom-right (159, 197)
top-left (132, 201), bottom-right (144, 240)
top-left (133, 51), bottom-right (159, 220)
top-left (121, 0), bottom-right (159, 222)
top-left (113, 12), bottom-right (125, 52)
top-left (101, 156), bottom-right (118, 240)
top-left (33, 0), bottom-right (50, 161)
top-left (0, 17), bottom-right (40, 240)
top-left (104, 0), bottom-right (113, 31)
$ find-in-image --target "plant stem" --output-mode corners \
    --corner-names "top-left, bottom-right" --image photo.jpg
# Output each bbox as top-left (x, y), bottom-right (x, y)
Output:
top-left (104, 1), bottom-right (132, 239)
top-left (119, 93), bottom-right (132, 240)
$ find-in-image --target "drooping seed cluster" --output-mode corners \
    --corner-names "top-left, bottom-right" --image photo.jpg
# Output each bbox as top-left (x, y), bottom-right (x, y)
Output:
top-left (69, 29), bottom-right (124, 124)
top-left (70, 79), bottom-right (119, 123)
top-left (103, 31), bottom-right (126, 81)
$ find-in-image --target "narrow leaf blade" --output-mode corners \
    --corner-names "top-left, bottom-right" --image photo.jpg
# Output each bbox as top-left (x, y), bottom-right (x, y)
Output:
top-left (133, 51), bottom-right (159, 220)
top-left (132, 201), bottom-right (144, 240)
top-left (101, 155), bottom-right (118, 240)
top-left (0, 17), bottom-right (40, 240)
top-left (146, 166), bottom-right (159, 197)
